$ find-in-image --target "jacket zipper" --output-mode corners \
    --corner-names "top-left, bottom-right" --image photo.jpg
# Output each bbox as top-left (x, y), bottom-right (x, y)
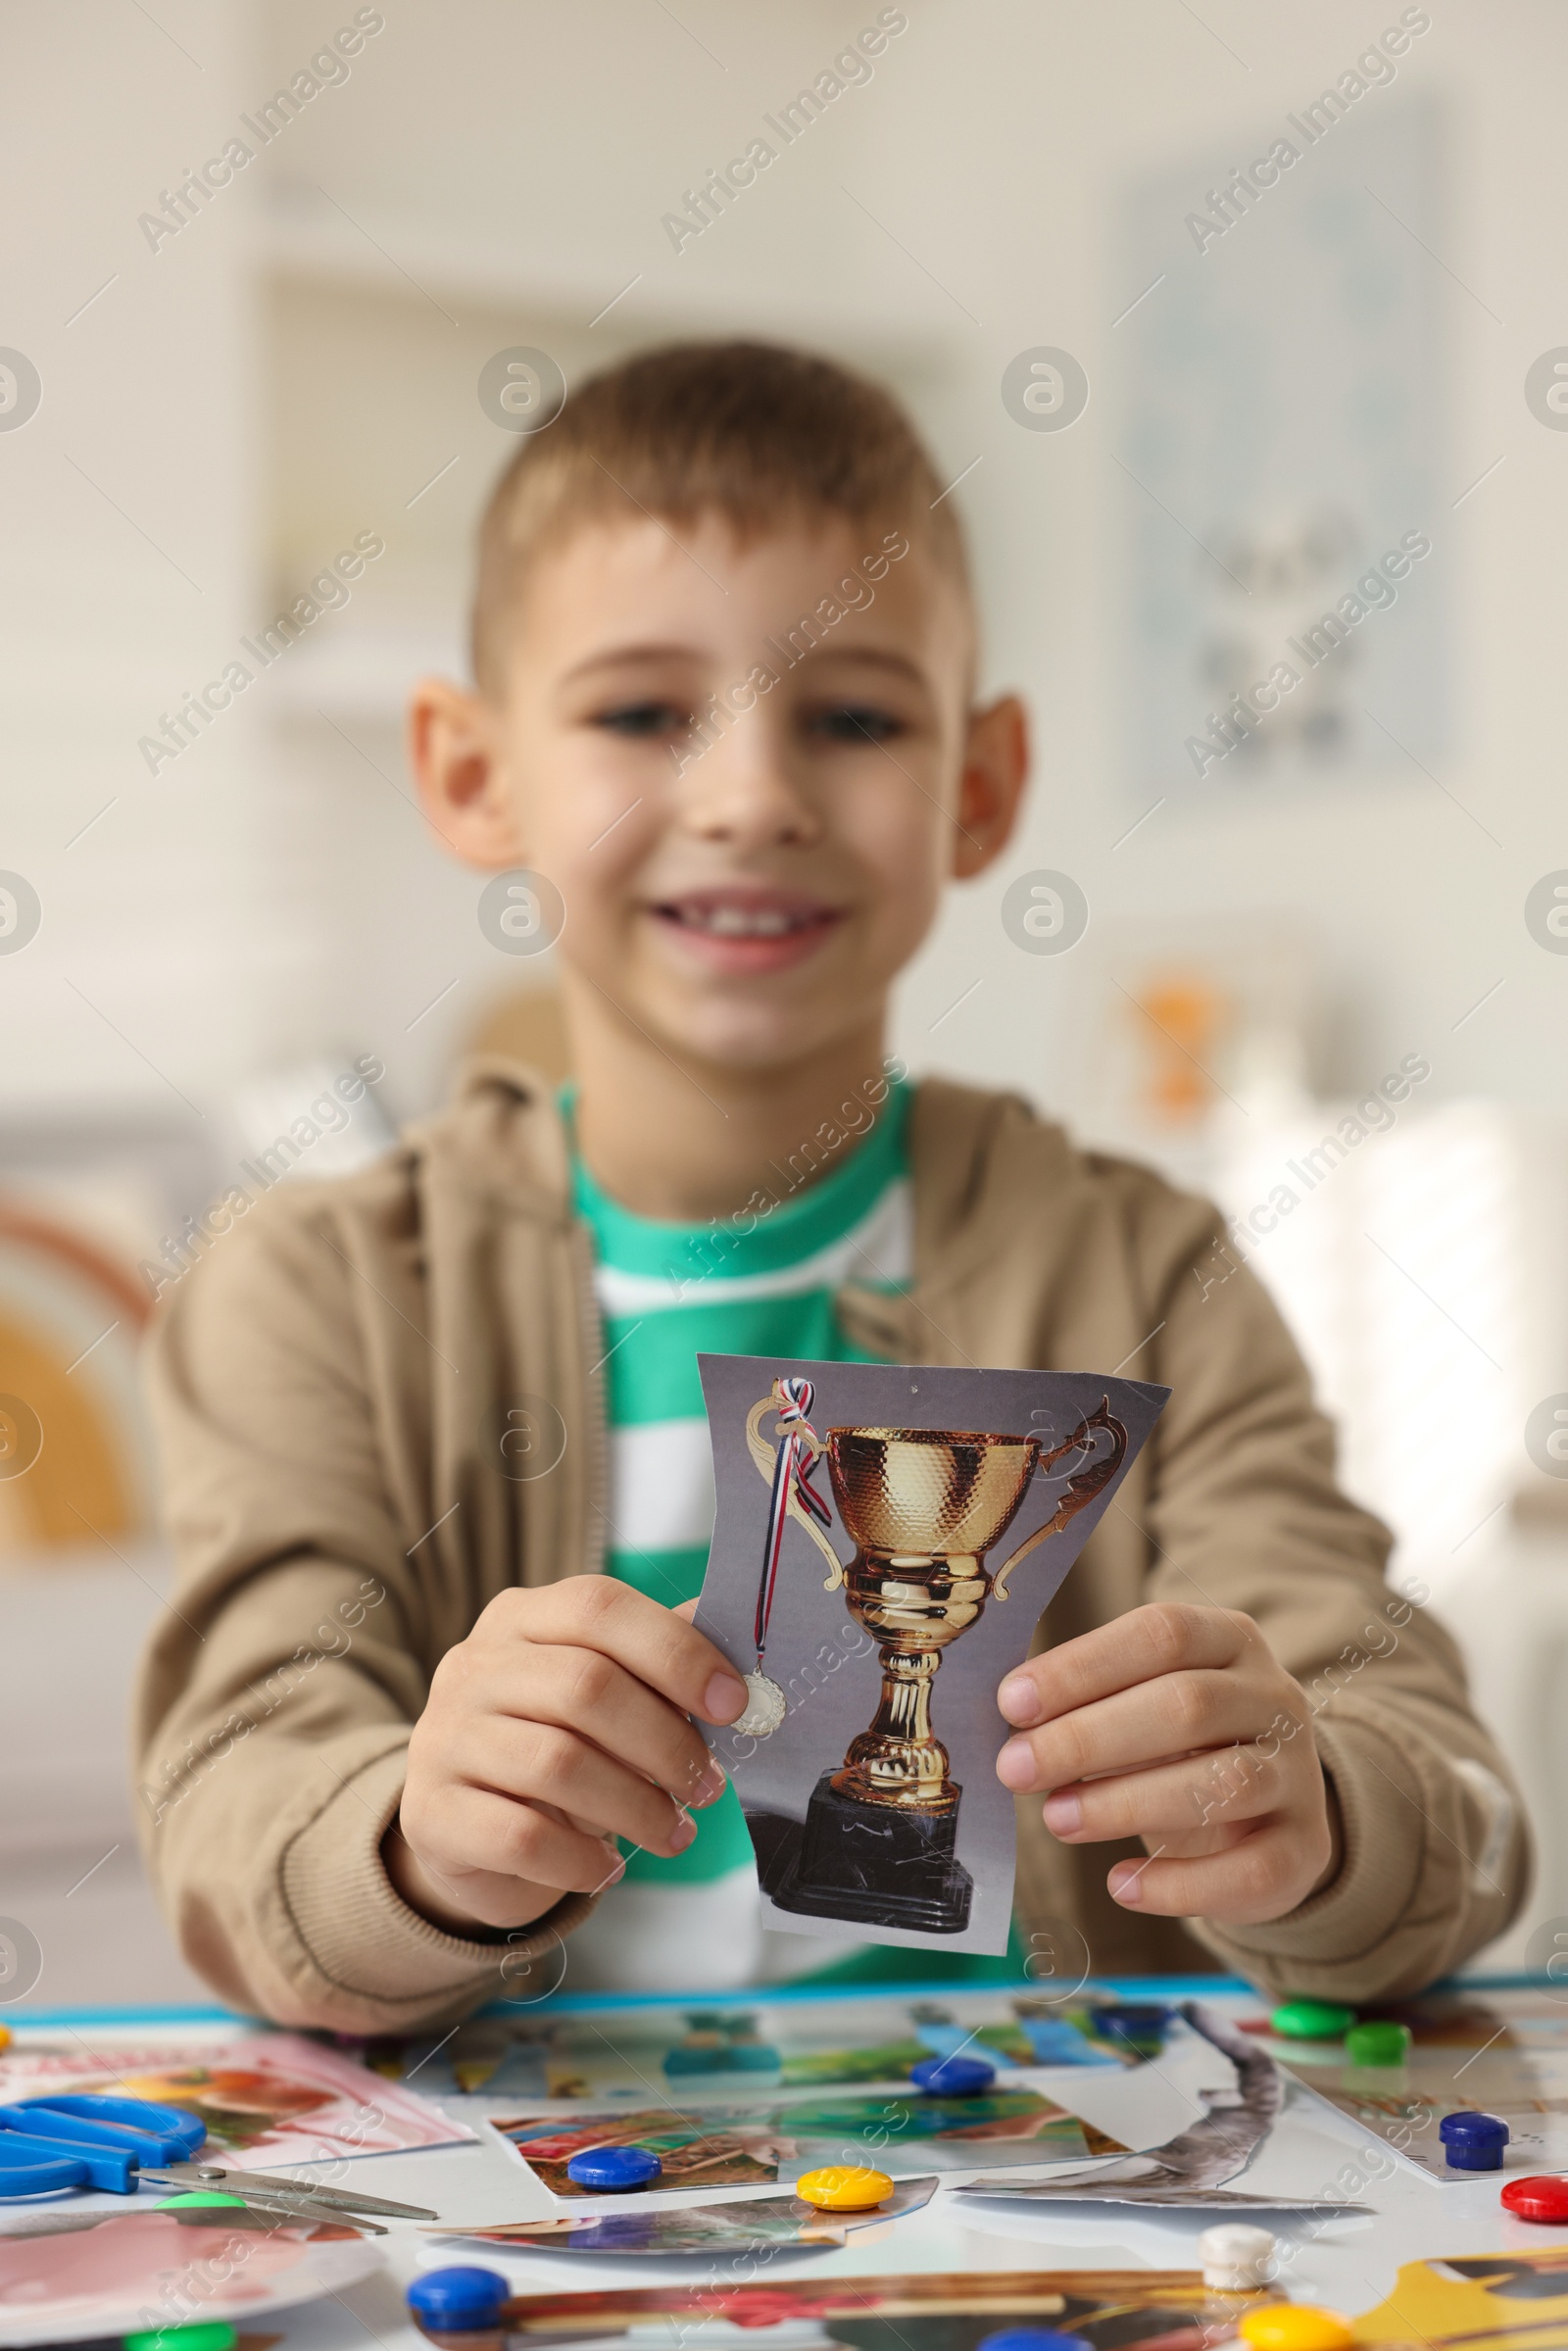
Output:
top-left (571, 1225), bottom-right (611, 1578)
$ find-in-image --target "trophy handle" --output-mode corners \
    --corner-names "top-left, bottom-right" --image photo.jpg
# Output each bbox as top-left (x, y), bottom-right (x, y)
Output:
top-left (992, 1398), bottom-right (1129, 1600)
top-left (746, 1392), bottom-right (846, 1591)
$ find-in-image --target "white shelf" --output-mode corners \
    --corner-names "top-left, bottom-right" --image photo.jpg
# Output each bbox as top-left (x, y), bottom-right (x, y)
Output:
top-left (256, 184), bottom-right (961, 372)
top-left (265, 620), bottom-right (467, 718)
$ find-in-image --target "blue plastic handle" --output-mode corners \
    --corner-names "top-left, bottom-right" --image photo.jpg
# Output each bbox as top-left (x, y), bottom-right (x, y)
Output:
top-left (0, 2135), bottom-right (93, 2198)
top-left (5, 2104), bottom-right (165, 2156)
top-left (0, 2107), bottom-right (144, 2188)
top-left (20, 2095), bottom-right (207, 2160)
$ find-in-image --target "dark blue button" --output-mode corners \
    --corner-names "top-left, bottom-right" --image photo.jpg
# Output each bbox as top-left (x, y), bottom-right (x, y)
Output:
top-left (1094, 2003), bottom-right (1169, 2051)
top-left (978, 2330), bottom-right (1096, 2351)
top-left (407, 2266), bottom-right (510, 2330)
top-left (909, 2053), bottom-right (996, 2097)
top-left (1439, 2111), bottom-right (1509, 2170)
top-left (565, 2143), bottom-right (662, 2190)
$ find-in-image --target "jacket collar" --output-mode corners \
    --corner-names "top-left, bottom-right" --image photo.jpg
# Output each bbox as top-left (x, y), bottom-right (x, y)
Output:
top-left (405, 1053), bottom-right (574, 1215)
top-left (415, 1058), bottom-right (1073, 1279)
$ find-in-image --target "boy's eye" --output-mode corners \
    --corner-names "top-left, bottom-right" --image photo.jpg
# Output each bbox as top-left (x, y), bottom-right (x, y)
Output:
top-left (594, 699), bottom-right (688, 738)
top-left (808, 703), bottom-right (905, 745)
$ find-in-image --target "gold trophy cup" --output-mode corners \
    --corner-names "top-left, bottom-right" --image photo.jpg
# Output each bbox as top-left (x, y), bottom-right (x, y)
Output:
top-left (749, 1396), bottom-right (1127, 1935)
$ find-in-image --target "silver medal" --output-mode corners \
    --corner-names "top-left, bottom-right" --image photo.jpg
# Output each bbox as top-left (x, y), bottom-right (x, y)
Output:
top-left (733, 1670), bottom-right (787, 1739)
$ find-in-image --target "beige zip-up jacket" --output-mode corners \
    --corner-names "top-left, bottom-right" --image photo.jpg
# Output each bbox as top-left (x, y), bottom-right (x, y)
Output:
top-left (134, 1062), bottom-right (1528, 2032)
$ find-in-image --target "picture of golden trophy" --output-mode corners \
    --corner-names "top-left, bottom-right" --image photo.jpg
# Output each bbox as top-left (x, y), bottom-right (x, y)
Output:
top-left (744, 1383), bottom-right (1128, 1935)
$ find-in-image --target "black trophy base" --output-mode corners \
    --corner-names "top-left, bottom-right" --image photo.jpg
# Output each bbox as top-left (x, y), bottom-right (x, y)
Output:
top-left (764, 1771), bottom-right (973, 1935)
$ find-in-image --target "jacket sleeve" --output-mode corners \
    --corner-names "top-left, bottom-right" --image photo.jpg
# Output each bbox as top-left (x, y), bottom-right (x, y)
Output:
top-left (133, 1186), bottom-right (592, 2034)
top-left (1132, 1185), bottom-right (1531, 1999)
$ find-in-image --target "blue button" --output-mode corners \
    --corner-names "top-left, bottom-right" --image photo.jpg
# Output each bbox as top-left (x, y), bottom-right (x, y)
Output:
top-left (909, 2054), bottom-right (996, 2097)
top-left (565, 2143), bottom-right (663, 2190)
top-left (407, 2266), bottom-right (510, 2330)
top-left (1439, 2111), bottom-right (1509, 2171)
top-left (1096, 2003), bottom-right (1168, 2036)
top-left (978, 2330), bottom-right (1096, 2351)
top-left (1093, 2004), bottom-right (1170, 2056)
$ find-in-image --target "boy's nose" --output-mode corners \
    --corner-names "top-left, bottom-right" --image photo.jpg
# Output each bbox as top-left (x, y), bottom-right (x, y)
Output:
top-left (675, 721), bottom-right (823, 850)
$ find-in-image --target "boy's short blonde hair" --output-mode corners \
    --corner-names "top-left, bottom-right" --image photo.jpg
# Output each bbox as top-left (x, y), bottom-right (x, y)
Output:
top-left (471, 339), bottom-right (969, 692)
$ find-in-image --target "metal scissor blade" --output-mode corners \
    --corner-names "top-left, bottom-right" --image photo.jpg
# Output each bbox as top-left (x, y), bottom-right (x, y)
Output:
top-left (141, 2162), bottom-right (437, 2220)
top-left (136, 2177), bottom-right (388, 2234)
top-left (234, 2196), bottom-right (389, 2235)
top-left (220, 2166), bottom-right (439, 2219)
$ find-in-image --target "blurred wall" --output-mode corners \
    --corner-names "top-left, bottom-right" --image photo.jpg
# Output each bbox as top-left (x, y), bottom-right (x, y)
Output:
top-left (5, 0), bottom-right (1563, 1141)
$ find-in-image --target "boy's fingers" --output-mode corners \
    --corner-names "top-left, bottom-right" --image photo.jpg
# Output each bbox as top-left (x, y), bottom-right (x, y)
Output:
top-left (998, 1603), bottom-right (1254, 1729)
top-left (1039, 1748), bottom-right (1285, 1844)
top-left (997, 1670), bottom-right (1277, 1792)
top-left (491, 1579), bottom-right (747, 1723)
top-left (419, 1784), bottom-right (628, 1902)
top-left (463, 1716), bottom-right (707, 1858)
top-left (473, 1648), bottom-right (723, 1811)
top-left (1105, 1825), bottom-right (1312, 1924)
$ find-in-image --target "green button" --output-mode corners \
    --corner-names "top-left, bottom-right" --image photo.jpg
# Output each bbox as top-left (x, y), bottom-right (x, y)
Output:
top-left (125, 2327), bottom-right (239, 2351)
top-left (1346, 2020), bottom-right (1412, 2066)
top-left (150, 2191), bottom-right (247, 2209)
top-left (1270, 1999), bottom-right (1356, 2040)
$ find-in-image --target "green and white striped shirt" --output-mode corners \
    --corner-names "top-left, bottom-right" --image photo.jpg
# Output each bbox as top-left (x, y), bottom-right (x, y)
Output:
top-left (562, 1075), bottom-right (910, 1988)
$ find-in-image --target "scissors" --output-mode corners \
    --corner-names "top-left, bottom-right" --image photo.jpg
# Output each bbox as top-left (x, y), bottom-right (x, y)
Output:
top-left (0, 2093), bottom-right (207, 2199)
top-left (138, 2160), bottom-right (438, 2232)
top-left (0, 2096), bottom-right (438, 2227)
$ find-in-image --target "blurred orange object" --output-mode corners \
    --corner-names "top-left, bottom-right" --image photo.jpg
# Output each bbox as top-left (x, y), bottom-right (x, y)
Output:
top-left (0, 1200), bottom-right (151, 1556)
top-left (1128, 976), bottom-right (1232, 1125)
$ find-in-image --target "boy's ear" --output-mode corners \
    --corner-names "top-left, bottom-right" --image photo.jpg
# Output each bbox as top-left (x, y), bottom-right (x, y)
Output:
top-left (951, 693), bottom-right (1029, 880)
top-left (407, 675), bottom-right (526, 869)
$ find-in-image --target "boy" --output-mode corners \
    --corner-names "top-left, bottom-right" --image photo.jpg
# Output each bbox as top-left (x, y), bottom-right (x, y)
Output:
top-left (136, 342), bottom-right (1527, 2031)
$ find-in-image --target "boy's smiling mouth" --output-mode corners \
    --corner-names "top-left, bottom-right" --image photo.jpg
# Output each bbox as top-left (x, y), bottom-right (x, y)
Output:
top-left (647, 887), bottom-right (844, 974)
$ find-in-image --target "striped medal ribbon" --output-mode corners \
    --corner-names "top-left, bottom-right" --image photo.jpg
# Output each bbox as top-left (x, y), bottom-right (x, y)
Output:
top-left (735, 1377), bottom-right (830, 1739)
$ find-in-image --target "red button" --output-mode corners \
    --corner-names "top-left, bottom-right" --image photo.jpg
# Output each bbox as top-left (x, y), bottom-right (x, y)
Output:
top-left (1501, 2176), bottom-right (1568, 2224)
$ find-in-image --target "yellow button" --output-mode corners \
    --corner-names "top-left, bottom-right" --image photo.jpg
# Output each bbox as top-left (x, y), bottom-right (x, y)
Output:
top-left (1239, 2308), bottom-right (1355, 2351)
top-left (0, 2026), bottom-right (10, 2053)
top-left (795, 2165), bottom-right (894, 2211)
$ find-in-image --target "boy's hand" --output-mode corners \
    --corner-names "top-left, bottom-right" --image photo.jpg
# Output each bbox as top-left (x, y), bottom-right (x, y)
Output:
top-left (386, 1582), bottom-right (747, 1937)
top-left (996, 1602), bottom-right (1338, 1925)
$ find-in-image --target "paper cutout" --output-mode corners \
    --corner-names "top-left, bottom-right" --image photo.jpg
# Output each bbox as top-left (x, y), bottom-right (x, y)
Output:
top-left (778, 2086), bottom-right (1127, 2164)
top-left (426, 2173), bottom-right (938, 2254)
top-left (958, 2003), bottom-right (1370, 2212)
top-left (495, 2107), bottom-right (794, 2194)
top-left (697, 1355), bottom-right (1167, 1952)
top-left (0, 2031), bottom-right (469, 2168)
top-left (1267, 1987), bottom-right (1568, 2180)
top-left (489, 2267), bottom-right (1267, 2347)
top-left (0, 2206), bottom-right (381, 2345)
top-left (497, 2083), bottom-right (1125, 2195)
top-left (1353, 2251), bottom-right (1568, 2346)
top-left (370, 1988), bottom-right (1135, 2099)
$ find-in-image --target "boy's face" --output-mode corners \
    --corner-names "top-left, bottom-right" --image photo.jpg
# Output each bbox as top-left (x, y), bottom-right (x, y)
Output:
top-left (414, 513), bottom-right (1026, 1076)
